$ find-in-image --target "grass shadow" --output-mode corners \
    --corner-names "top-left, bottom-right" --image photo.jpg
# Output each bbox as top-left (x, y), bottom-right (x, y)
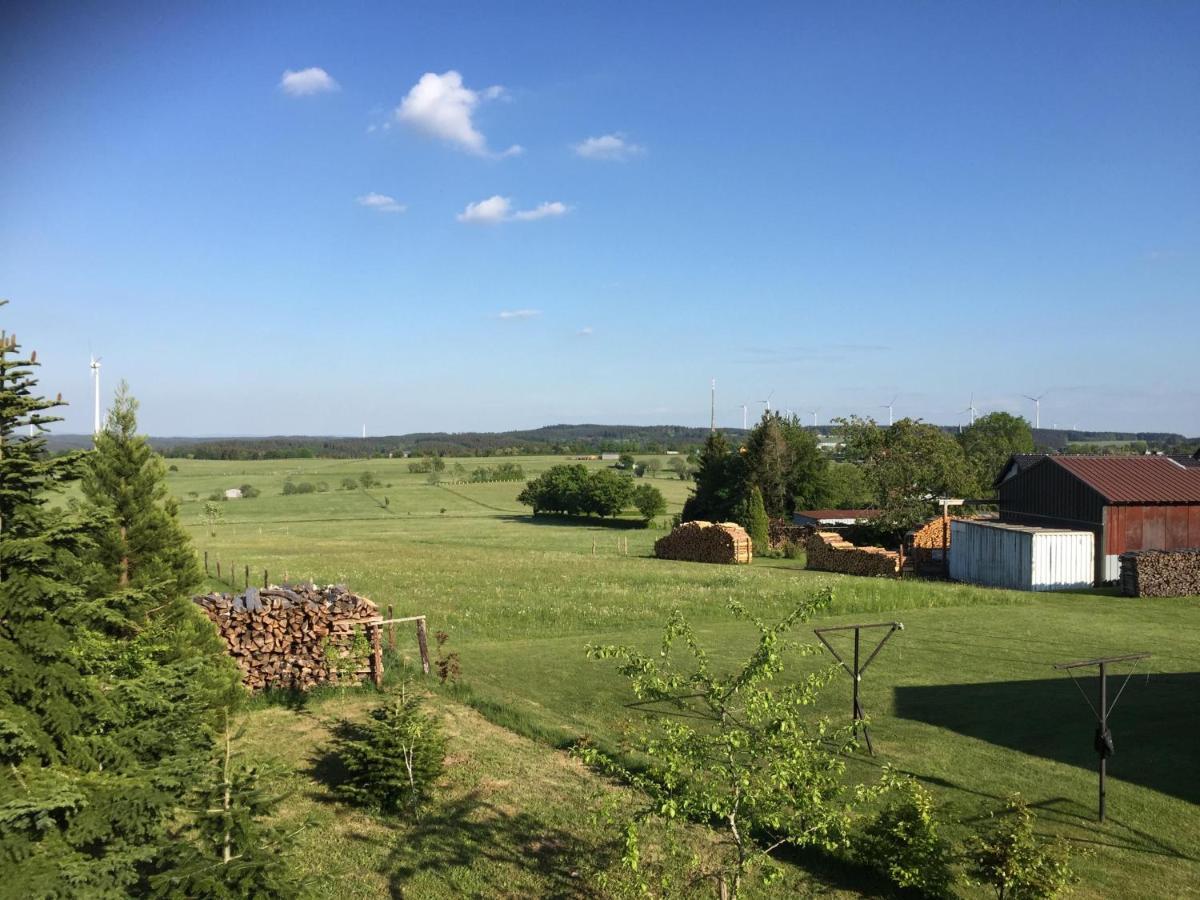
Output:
top-left (497, 513), bottom-right (649, 531)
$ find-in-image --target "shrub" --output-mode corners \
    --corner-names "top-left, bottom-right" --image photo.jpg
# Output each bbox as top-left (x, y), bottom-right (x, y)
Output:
top-left (207, 489), bottom-right (225, 501)
top-left (167, 463), bottom-right (178, 471)
top-left (282, 481), bottom-right (316, 495)
top-left (632, 483), bottom-right (666, 523)
top-left (746, 485), bottom-right (770, 555)
top-left (332, 688), bottom-right (446, 814)
top-left (435, 631), bottom-right (460, 684)
top-left (359, 471), bottom-right (378, 488)
top-left (239, 483), bottom-right (261, 498)
top-left (315, 481), bottom-right (329, 493)
top-left (340, 476), bottom-right (358, 491)
top-left (855, 772), bottom-right (956, 898)
top-left (965, 794), bottom-right (1076, 899)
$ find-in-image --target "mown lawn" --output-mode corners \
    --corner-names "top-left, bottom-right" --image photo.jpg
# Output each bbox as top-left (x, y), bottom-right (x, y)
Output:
top-left (165, 456), bottom-right (1200, 898)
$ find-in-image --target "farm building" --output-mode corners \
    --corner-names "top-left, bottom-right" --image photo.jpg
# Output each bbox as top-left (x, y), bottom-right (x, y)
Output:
top-left (949, 520), bottom-right (1094, 591)
top-left (793, 508), bottom-right (882, 528)
top-left (997, 455), bottom-right (1200, 583)
top-left (223, 488), bottom-right (243, 499)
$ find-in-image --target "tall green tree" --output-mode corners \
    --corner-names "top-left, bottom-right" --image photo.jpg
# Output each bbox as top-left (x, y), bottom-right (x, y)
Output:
top-left (746, 485), bottom-right (770, 555)
top-left (82, 381), bottom-right (201, 597)
top-left (681, 431), bottom-right (746, 523)
top-left (957, 412), bottom-right (1034, 497)
top-left (836, 416), bottom-right (974, 541)
top-left (0, 321), bottom-right (239, 895)
top-left (743, 413), bottom-right (828, 517)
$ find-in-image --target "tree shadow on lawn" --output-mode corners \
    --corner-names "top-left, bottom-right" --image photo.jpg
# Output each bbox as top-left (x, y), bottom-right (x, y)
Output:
top-left (498, 513), bottom-right (650, 531)
top-left (893, 672), bottom-right (1200, 809)
top-left (379, 789), bottom-right (606, 899)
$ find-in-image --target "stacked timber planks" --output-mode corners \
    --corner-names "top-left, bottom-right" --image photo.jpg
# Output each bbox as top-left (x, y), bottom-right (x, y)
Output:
top-left (655, 521), bottom-right (753, 564)
top-left (194, 583), bottom-right (379, 691)
top-left (1119, 549), bottom-right (1200, 598)
top-left (805, 531), bottom-right (900, 578)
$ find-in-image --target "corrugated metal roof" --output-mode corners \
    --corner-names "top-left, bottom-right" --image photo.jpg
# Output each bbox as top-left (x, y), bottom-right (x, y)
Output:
top-left (1049, 456), bottom-right (1200, 504)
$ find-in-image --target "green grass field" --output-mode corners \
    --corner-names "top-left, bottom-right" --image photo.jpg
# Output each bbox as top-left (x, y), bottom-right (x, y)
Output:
top-left (161, 456), bottom-right (1200, 898)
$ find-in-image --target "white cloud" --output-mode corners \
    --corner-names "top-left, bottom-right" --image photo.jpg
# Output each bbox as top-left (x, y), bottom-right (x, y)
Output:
top-left (498, 309), bottom-right (540, 319)
top-left (577, 326), bottom-right (594, 336)
top-left (395, 70), bottom-right (520, 157)
top-left (511, 201), bottom-right (569, 221)
top-left (356, 193), bottom-right (406, 213)
top-left (280, 67), bottom-right (338, 96)
top-left (573, 133), bottom-right (644, 161)
top-left (457, 196), bottom-right (569, 224)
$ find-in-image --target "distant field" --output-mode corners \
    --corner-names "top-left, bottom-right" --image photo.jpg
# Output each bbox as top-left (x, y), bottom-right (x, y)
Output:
top-left (161, 456), bottom-right (1200, 898)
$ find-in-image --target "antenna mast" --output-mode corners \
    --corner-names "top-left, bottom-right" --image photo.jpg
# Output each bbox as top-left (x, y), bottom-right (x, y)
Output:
top-left (710, 378), bottom-right (716, 432)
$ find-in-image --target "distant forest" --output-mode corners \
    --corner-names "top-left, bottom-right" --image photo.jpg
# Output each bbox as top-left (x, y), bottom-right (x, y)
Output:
top-left (44, 422), bottom-right (1198, 461)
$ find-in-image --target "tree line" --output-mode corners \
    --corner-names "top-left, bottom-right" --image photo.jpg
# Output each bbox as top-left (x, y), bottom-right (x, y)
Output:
top-left (517, 464), bottom-right (666, 523)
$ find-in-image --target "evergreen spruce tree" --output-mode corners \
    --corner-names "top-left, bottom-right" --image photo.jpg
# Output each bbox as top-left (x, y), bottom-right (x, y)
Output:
top-left (680, 431), bottom-right (746, 523)
top-left (746, 485), bottom-right (770, 555)
top-left (151, 714), bottom-right (307, 899)
top-left (0, 313), bottom-right (239, 896)
top-left (81, 381), bottom-right (201, 598)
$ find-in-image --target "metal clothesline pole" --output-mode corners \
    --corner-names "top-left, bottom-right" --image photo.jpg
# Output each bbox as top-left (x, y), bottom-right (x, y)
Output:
top-left (814, 621), bottom-right (904, 755)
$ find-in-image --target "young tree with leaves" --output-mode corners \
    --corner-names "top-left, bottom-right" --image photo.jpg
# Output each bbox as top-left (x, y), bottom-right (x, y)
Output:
top-left (742, 412), bottom-right (829, 518)
top-left (957, 412), bottom-right (1035, 498)
top-left (579, 589), bottom-right (856, 899)
top-left (964, 794), bottom-right (1076, 900)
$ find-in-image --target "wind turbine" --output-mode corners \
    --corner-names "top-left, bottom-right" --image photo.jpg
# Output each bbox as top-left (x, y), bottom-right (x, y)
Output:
top-left (761, 390), bottom-right (774, 415)
top-left (959, 393), bottom-right (979, 430)
top-left (809, 409), bottom-right (819, 429)
top-left (89, 354), bottom-right (102, 435)
top-left (880, 394), bottom-right (897, 426)
top-left (1023, 391), bottom-right (1047, 429)
top-left (741, 404), bottom-right (748, 429)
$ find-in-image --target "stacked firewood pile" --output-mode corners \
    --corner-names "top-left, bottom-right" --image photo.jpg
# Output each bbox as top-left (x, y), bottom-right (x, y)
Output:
top-left (805, 531), bottom-right (900, 578)
top-left (768, 518), bottom-right (810, 550)
top-left (1119, 549), bottom-right (1200, 598)
top-left (908, 516), bottom-right (953, 550)
top-left (655, 521), bottom-right (752, 564)
top-left (194, 583), bottom-right (380, 690)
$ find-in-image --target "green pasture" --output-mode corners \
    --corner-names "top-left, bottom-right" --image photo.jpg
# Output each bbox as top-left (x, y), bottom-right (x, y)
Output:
top-left (164, 456), bottom-right (1200, 898)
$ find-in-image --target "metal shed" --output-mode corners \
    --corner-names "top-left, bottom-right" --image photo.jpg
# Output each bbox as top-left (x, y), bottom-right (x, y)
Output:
top-left (949, 520), bottom-right (1094, 591)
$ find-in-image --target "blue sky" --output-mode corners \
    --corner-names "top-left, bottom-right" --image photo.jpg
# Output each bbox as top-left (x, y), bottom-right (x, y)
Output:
top-left (2, 1), bottom-right (1198, 436)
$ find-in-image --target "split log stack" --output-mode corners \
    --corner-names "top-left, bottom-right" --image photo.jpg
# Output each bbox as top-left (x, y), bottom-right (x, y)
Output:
top-left (768, 518), bottom-right (811, 550)
top-left (194, 583), bottom-right (381, 691)
top-left (908, 515), bottom-right (953, 551)
top-left (655, 521), bottom-right (752, 564)
top-left (805, 531), bottom-right (900, 578)
top-left (1119, 549), bottom-right (1200, 598)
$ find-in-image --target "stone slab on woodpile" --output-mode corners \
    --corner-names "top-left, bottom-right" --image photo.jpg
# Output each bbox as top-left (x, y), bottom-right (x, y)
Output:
top-left (655, 521), bottom-right (753, 564)
top-left (1119, 549), bottom-right (1200, 598)
top-left (194, 583), bottom-right (379, 691)
top-left (805, 531), bottom-right (900, 578)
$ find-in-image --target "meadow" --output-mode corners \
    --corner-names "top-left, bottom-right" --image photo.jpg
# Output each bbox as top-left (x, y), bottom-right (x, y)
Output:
top-left (162, 455), bottom-right (1200, 898)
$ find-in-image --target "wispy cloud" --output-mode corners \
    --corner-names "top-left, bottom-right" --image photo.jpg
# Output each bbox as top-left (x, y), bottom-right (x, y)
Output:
top-left (577, 326), bottom-right (594, 336)
top-left (573, 133), bottom-right (644, 161)
top-left (356, 192), bottom-right (406, 213)
top-left (457, 196), bottom-right (570, 224)
top-left (395, 70), bottom-right (520, 158)
top-left (280, 67), bottom-right (338, 96)
top-left (498, 309), bottom-right (540, 320)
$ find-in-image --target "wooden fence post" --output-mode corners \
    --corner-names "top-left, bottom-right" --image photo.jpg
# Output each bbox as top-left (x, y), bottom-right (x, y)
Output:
top-left (416, 617), bottom-right (430, 675)
top-left (387, 604), bottom-right (395, 650)
top-left (216, 560), bottom-right (221, 580)
top-left (263, 569), bottom-right (268, 589)
top-left (204, 550), bottom-right (209, 575)
top-left (244, 564), bottom-right (249, 590)
top-left (370, 624), bottom-right (383, 689)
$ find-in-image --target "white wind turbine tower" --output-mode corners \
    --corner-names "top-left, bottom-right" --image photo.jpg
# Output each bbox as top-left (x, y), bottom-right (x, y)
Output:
top-left (741, 404), bottom-right (748, 429)
top-left (959, 393), bottom-right (979, 430)
top-left (1023, 391), bottom-right (1047, 429)
top-left (761, 390), bottom-right (774, 415)
top-left (880, 394), bottom-right (897, 426)
top-left (89, 354), bottom-right (102, 435)
top-left (809, 409), bottom-right (819, 429)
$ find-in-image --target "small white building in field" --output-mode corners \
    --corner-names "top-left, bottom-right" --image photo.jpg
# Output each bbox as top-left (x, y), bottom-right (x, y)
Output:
top-left (224, 488), bottom-right (243, 500)
top-left (949, 520), bottom-right (1093, 591)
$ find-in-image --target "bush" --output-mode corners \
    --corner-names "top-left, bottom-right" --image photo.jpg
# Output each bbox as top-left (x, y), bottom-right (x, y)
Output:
top-left (632, 483), bottom-right (666, 523)
top-left (855, 773), bottom-right (956, 898)
top-left (746, 486), bottom-right (770, 555)
top-left (965, 794), bottom-right (1076, 899)
top-left (340, 477), bottom-right (358, 491)
top-left (315, 481), bottom-right (329, 493)
top-left (517, 463), bottom-right (636, 518)
top-left (239, 483), bottom-right (261, 499)
top-left (207, 490), bottom-right (225, 501)
top-left (332, 689), bottom-right (446, 814)
top-left (281, 481), bottom-right (315, 495)
top-left (359, 471), bottom-right (378, 488)
top-left (167, 463), bottom-right (178, 471)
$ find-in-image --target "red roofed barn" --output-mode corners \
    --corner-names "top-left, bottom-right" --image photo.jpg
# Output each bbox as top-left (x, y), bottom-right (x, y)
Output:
top-left (997, 456), bottom-right (1200, 583)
